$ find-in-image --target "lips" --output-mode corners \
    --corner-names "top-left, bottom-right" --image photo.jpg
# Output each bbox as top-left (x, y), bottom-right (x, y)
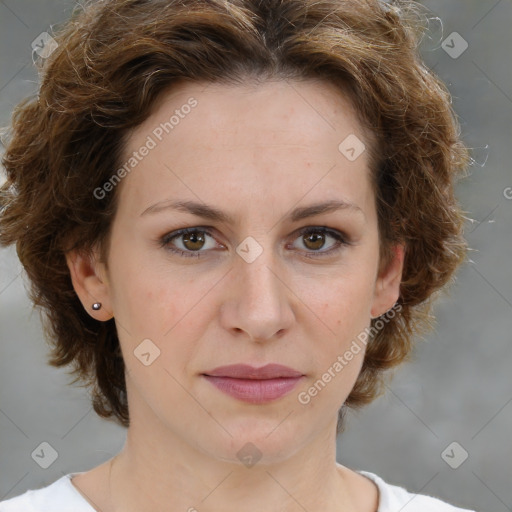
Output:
top-left (202, 364), bottom-right (304, 404)
top-left (202, 363), bottom-right (303, 379)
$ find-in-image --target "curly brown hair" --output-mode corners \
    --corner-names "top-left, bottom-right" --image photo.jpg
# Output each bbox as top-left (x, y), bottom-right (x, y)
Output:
top-left (0, 0), bottom-right (470, 434)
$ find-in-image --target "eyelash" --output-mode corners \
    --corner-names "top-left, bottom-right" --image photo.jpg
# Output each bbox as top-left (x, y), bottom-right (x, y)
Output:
top-left (158, 226), bottom-right (350, 259)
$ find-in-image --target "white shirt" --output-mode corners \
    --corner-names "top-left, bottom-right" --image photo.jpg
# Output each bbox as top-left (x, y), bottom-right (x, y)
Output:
top-left (0, 470), bottom-right (476, 511)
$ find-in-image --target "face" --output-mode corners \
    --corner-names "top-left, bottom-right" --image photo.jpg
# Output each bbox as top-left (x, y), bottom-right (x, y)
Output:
top-left (68, 79), bottom-right (403, 464)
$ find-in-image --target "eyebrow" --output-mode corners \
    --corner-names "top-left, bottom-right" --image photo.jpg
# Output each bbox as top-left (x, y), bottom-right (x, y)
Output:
top-left (140, 199), bottom-right (365, 223)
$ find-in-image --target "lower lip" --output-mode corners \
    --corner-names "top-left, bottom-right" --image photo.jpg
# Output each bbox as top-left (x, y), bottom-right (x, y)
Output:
top-left (202, 375), bottom-right (304, 404)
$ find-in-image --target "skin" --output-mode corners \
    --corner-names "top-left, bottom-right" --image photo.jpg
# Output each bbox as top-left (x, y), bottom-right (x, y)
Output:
top-left (66, 79), bottom-right (404, 512)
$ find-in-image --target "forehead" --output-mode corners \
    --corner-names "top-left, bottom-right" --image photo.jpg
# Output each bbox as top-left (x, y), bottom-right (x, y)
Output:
top-left (123, 78), bottom-right (367, 155)
top-left (139, 78), bottom-right (363, 142)
top-left (115, 79), bottom-right (374, 222)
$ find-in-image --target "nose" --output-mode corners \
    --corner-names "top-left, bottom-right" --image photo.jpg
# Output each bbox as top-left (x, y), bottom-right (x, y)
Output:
top-left (219, 243), bottom-right (295, 343)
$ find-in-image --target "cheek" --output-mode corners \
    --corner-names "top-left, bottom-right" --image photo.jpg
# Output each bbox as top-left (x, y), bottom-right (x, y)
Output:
top-left (119, 271), bottom-right (207, 358)
top-left (114, 274), bottom-right (199, 393)
top-left (315, 293), bottom-right (370, 396)
top-left (318, 268), bottom-right (375, 329)
top-left (305, 265), bottom-right (375, 384)
top-left (107, 260), bottom-right (177, 355)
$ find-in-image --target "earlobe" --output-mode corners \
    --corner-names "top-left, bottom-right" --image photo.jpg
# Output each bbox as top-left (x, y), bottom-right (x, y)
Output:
top-left (370, 244), bottom-right (405, 319)
top-left (65, 246), bottom-right (114, 321)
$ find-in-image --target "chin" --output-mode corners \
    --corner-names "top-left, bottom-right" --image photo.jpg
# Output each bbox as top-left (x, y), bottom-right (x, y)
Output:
top-left (203, 417), bottom-right (309, 465)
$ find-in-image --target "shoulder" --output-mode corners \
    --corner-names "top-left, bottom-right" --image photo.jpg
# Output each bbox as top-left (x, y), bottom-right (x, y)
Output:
top-left (0, 473), bottom-right (94, 512)
top-left (358, 470), bottom-right (477, 512)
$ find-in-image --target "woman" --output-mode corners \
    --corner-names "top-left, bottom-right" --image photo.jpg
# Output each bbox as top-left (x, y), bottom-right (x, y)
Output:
top-left (0, 0), bottom-right (476, 510)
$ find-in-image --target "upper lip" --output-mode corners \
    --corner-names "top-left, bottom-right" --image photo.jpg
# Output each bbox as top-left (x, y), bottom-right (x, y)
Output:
top-left (203, 364), bottom-right (304, 379)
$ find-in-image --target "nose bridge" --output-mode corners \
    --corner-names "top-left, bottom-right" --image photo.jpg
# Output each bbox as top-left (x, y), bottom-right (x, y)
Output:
top-left (237, 237), bottom-right (283, 310)
top-left (226, 233), bottom-right (293, 340)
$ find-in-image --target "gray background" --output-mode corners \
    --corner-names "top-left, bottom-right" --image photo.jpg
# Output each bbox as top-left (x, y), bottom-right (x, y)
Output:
top-left (0, 1), bottom-right (511, 511)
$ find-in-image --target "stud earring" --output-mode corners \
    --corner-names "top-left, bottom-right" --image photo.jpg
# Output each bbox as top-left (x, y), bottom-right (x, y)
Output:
top-left (92, 302), bottom-right (102, 310)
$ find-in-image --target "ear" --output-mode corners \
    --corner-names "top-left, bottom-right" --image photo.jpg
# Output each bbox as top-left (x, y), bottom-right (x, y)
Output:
top-left (65, 244), bottom-right (114, 321)
top-left (370, 244), bottom-right (405, 319)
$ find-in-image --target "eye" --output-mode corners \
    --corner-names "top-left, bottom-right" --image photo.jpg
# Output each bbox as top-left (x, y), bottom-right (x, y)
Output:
top-left (159, 227), bottom-right (220, 258)
top-left (289, 226), bottom-right (349, 259)
top-left (159, 226), bottom-right (350, 259)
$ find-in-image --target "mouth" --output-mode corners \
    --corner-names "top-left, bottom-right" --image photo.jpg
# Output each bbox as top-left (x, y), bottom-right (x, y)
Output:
top-left (201, 364), bottom-right (305, 404)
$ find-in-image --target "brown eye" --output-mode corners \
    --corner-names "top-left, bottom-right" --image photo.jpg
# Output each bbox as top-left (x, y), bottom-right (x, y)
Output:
top-left (160, 228), bottom-right (218, 258)
top-left (182, 231), bottom-right (206, 251)
top-left (291, 226), bottom-right (349, 259)
top-left (160, 226), bottom-right (349, 260)
top-left (302, 231), bottom-right (327, 251)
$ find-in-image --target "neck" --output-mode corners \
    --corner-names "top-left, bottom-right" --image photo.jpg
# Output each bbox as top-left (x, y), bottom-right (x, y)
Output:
top-left (108, 417), bottom-right (358, 512)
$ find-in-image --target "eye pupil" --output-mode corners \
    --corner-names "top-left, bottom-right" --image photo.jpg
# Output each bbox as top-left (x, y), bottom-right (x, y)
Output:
top-left (183, 232), bottom-right (205, 250)
top-left (304, 232), bottom-right (325, 250)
